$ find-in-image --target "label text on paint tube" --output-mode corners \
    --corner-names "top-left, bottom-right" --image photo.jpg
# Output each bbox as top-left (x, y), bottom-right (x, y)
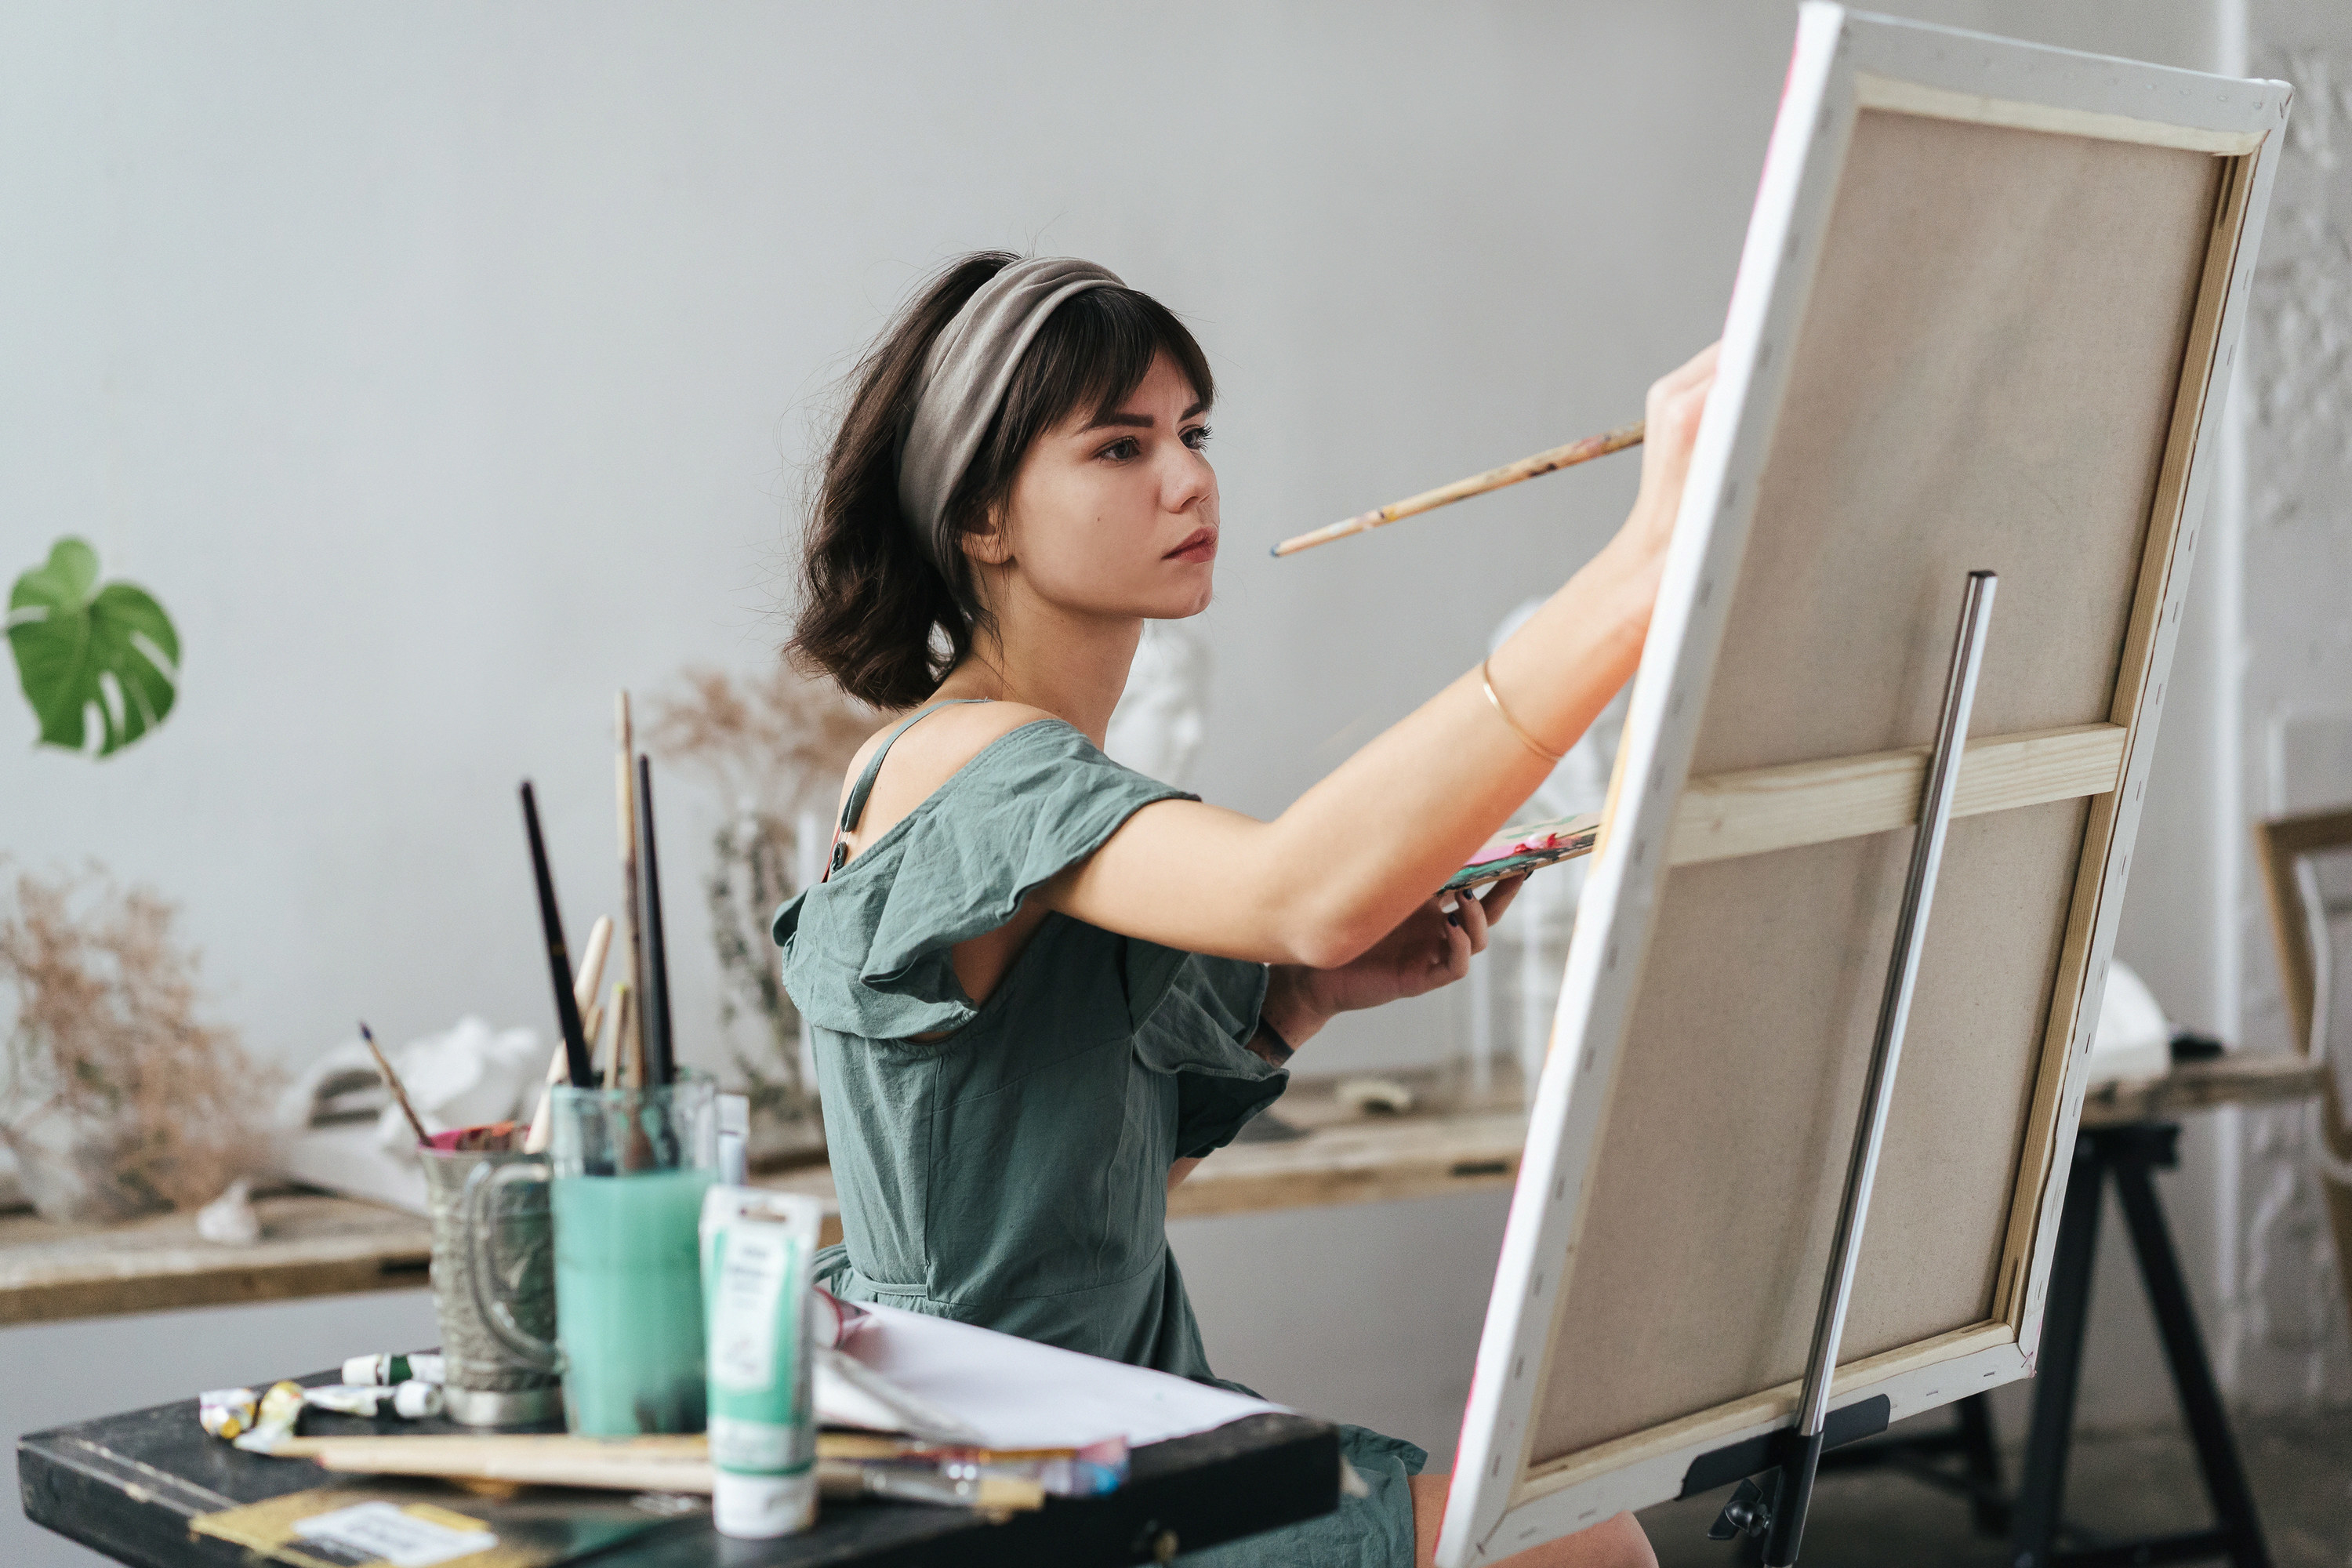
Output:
top-left (289, 1501), bottom-right (494, 1568)
top-left (711, 1227), bottom-right (792, 1394)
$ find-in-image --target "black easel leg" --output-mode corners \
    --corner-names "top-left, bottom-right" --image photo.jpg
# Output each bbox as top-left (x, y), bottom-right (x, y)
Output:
top-left (1956, 1394), bottom-right (2007, 1535)
top-left (2012, 1138), bottom-right (2105, 1568)
top-left (2107, 1128), bottom-right (2272, 1568)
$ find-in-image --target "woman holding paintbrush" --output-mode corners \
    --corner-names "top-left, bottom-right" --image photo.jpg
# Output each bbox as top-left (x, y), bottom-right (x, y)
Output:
top-left (775, 254), bottom-right (1711, 1568)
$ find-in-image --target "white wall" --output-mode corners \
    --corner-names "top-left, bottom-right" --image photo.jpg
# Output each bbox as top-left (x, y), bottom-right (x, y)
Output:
top-left (0, 0), bottom-right (1789, 1087)
top-left (6, 3), bottom-right (2305, 1563)
top-left (2225, 0), bottom-right (2352, 1410)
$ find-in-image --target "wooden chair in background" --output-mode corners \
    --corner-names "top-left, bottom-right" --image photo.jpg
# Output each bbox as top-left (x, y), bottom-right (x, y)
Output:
top-left (2253, 805), bottom-right (2352, 1325)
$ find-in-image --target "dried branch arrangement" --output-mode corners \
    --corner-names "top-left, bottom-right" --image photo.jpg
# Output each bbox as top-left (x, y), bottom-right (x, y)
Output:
top-left (642, 664), bottom-right (868, 1146)
top-left (0, 862), bottom-right (269, 1222)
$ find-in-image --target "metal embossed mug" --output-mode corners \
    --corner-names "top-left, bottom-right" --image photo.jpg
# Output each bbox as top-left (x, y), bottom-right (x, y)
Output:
top-left (419, 1142), bottom-right (561, 1426)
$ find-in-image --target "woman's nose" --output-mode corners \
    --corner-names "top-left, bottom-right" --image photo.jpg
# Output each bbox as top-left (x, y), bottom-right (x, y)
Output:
top-left (1163, 446), bottom-right (1214, 513)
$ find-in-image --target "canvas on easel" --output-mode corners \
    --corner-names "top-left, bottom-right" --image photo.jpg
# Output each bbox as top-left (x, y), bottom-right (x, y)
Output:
top-left (1439, 9), bottom-right (2288, 1563)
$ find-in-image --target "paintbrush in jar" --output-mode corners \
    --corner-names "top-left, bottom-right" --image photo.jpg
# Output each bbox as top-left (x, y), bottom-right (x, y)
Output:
top-left (635, 753), bottom-right (677, 1087)
top-left (615, 692), bottom-right (646, 1079)
top-left (359, 1022), bottom-right (431, 1146)
top-left (524, 915), bottom-right (613, 1154)
top-left (519, 782), bottom-right (597, 1087)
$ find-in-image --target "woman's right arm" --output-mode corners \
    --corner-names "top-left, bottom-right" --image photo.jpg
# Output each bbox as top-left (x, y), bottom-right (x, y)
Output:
top-left (1045, 343), bottom-right (1718, 967)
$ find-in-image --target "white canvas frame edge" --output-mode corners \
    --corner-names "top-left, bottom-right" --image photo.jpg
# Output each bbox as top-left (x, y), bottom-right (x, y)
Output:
top-left (1436, 8), bottom-right (2288, 1563)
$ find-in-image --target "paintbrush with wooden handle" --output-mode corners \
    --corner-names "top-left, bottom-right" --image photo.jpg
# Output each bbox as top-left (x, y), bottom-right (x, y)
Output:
top-left (1272, 419), bottom-right (1643, 557)
top-left (360, 1023), bottom-right (432, 1146)
top-left (524, 914), bottom-right (612, 1154)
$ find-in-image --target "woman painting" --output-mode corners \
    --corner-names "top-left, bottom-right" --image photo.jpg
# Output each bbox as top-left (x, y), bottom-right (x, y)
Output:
top-left (776, 252), bottom-right (1713, 1567)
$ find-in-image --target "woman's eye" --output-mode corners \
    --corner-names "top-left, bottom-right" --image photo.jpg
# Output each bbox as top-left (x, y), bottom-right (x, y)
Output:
top-left (1099, 437), bottom-right (1140, 462)
top-left (1182, 425), bottom-right (1212, 452)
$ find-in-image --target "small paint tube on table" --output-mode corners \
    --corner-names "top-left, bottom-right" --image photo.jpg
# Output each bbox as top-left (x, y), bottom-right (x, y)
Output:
top-left (700, 1186), bottom-right (826, 1539)
top-left (198, 1388), bottom-right (260, 1441)
top-left (340, 1352), bottom-right (447, 1388)
top-left (815, 1460), bottom-right (1045, 1514)
top-left (232, 1382), bottom-right (308, 1454)
top-left (304, 1382), bottom-right (445, 1420)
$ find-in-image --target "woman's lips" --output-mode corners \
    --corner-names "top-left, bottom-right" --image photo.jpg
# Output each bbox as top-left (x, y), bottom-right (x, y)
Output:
top-left (1164, 527), bottom-right (1218, 563)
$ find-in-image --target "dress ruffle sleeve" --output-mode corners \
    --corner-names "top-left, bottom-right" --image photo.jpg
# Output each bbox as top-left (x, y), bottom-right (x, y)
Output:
top-left (773, 720), bottom-right (1196, 1042)
top-left (1136, 956), bottom-right (1287, 1159)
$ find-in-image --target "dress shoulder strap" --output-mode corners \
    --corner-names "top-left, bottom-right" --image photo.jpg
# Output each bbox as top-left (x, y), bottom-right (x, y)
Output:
top-left (829, 699), bottom-right (989, 877)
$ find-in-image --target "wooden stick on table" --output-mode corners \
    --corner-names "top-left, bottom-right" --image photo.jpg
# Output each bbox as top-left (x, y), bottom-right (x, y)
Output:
top-left (1271, 419), bottom-right (1644, 557)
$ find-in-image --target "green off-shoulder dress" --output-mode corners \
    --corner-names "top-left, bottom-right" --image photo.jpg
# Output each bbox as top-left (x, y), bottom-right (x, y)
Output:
top-left (773, 704), bottom-right (1426, 1566)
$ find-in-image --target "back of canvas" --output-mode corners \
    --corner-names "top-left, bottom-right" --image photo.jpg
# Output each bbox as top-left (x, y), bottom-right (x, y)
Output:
top-left (1530, 107), bottom-right (2224, 1463)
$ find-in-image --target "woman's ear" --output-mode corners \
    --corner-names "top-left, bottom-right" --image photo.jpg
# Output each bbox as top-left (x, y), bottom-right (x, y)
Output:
top-left (960, 504), bottom-right (1014, 568)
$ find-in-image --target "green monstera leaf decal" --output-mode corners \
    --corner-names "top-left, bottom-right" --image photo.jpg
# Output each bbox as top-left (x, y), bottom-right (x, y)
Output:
top-left (7, 538), bottom-right (181, 756)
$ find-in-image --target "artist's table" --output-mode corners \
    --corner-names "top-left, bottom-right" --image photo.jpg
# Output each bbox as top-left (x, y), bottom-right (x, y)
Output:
top-left (0, 1068), bottom-right (1528, 1328)
top-left (19, 1379), bottom-right (1338, 1568)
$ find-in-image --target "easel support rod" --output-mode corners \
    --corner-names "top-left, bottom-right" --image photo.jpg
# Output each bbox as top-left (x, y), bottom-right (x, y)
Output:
top-left (1763, 569), bottom-right (1998, 1566)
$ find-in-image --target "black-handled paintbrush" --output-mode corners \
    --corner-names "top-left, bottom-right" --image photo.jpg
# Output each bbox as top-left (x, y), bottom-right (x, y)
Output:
top-left (520, 781), bottom-right (597, 1088)
top-left (634, 754), bottom-right (676, 1087)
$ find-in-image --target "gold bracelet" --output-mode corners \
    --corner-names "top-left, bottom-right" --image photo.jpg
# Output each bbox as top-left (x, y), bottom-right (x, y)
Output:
top-left (1482, 657), bottom-right (1563, 763)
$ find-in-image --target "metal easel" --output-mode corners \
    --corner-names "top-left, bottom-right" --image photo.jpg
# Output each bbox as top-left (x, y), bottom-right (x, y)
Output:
top-left (1703, 570), bottom-right (1999, 1565)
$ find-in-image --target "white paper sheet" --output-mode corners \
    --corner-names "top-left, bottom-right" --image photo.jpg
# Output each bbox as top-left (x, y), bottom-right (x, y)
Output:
top-left (840, 1305), bottom-right (1281, 1450)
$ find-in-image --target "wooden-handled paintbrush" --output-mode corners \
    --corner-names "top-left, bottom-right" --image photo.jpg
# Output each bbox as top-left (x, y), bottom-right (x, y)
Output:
top-left (359, 1023), bottom-right (431, 1145)
top-left (1272, 419), bottom-right (1644, 557)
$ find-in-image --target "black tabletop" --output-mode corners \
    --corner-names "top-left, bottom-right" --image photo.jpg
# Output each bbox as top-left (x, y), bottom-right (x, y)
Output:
top-left (18, 1375), bottom-right (1339, 1568)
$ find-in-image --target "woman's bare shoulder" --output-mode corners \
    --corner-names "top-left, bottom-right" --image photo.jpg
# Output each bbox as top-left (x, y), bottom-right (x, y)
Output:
top-left (834, 701), bottom-right (1064, 847)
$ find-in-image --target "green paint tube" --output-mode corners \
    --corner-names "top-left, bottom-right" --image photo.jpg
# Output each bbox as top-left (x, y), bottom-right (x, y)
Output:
top-left (339, 1353), bottom-right (445, 1388)
top-left (699, 1186), bottom-right (823, 1538)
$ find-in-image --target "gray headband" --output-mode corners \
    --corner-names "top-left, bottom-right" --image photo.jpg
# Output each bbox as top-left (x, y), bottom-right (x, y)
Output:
top-left (895, 256), bottom-right (1123, 577)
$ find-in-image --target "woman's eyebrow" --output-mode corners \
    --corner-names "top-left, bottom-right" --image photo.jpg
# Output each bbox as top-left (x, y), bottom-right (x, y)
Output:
top-left (1080, 400), bottom-right (1209, 434)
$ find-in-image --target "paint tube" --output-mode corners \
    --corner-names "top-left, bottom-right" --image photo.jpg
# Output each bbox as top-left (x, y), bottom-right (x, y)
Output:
top-left (303, 1381), bottom-right (445, 1420)
top-left (818, 1433), bottom-right (1127, 1497)
top-left (339, 1353), bottom-right (447, 1388)
top-left (883, 1446), bottom-right (1124, 1501)
top-left (233, 1381), bottom-right (308, 1454)
top-left (815, 1459), bottom-right (1045, 1515)
top-left (699, 1186), bottom-right (824, 1539)
top-left (198, 1388), bottom-right (260, 1441)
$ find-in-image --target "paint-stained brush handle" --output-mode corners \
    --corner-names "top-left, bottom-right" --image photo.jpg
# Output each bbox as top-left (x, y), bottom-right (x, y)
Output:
top-left (1272, 419), bottom-right (1644, 557)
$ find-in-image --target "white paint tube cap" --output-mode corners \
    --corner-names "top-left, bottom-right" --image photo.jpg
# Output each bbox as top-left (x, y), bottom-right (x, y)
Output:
top-left (713, 1470), bottom-right (817, 1539)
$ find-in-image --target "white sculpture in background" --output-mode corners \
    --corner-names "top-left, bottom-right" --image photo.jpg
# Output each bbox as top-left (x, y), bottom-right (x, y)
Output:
top-left (1105, 618), bottom-right (1212, 789)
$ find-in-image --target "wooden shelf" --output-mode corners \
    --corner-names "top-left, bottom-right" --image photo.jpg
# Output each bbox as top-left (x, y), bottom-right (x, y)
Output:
top-left (9, 1053), bottom-right (2307, 1329)
top-left (0, 1065), bottom-right (1526, 1329)
top-left (0, 1190), bottom-right (430, 1329)
top-left (2077, 1051), bottom-right (2322, 1128)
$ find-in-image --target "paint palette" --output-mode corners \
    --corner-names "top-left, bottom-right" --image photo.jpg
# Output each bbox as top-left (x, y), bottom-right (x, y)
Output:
top-left (1443, 811), bottom-right (1602, 893)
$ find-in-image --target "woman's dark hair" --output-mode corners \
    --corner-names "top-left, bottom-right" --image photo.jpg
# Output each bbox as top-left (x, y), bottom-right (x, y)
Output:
top-left (788, 252), bottom-right (1214, 710)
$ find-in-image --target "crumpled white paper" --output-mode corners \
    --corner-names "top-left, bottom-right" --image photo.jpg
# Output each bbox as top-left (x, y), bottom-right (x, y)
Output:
top-left (271, 1017), bottom-right (545, 1214)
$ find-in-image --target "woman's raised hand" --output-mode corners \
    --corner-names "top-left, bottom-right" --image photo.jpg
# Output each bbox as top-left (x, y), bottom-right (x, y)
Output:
top-left (1600, 343), bottom-right (1719, 608)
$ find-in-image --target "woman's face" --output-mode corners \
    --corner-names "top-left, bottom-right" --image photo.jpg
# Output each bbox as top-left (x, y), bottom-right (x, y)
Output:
top-left (972, 352), bottom-right (1218, 622)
